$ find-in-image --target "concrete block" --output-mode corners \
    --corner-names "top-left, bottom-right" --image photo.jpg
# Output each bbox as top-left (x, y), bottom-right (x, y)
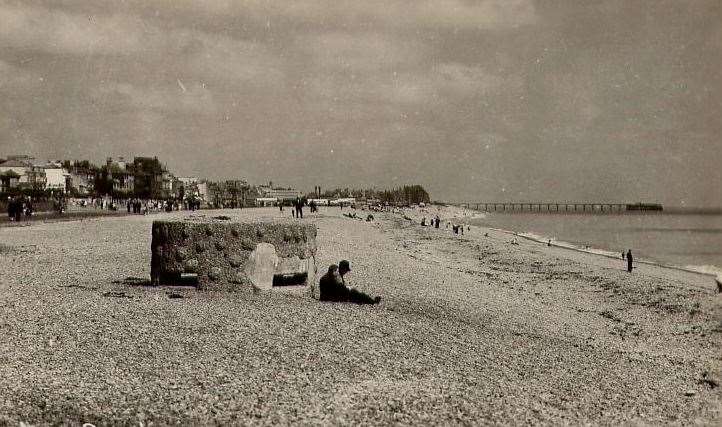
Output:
top-left (150, 216), bottom-right (317, 291)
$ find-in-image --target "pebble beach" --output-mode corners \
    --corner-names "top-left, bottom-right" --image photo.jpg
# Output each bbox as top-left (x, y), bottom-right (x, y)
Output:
top-left (1, 206), bottom-right (720, 425)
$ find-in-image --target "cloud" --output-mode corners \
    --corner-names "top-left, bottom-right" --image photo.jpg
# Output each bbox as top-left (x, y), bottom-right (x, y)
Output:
top-left (0, 3), bottom-right (286, 93)
top-left (432, 63), bottom-right (514, 97)
top-left (230, 0), bottom-right (537, 30)
top-left (0, 60), bottom-right (42, 91)
top-left (182, 31), bottom-right (285, 88)
top-left (0, 4), bottom-right (145, 55)
top-left (93, 81), bottom-right (217, 114)
top-left (297, 32), bottom-right (424, 73)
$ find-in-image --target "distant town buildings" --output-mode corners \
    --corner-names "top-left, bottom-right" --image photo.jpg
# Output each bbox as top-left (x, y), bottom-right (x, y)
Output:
top-left (256, 181), bottom-right (300, 202)
top-left (0, 156), bottom-right (35, 191)
top-left (3, 153), bottom-right (410, 208)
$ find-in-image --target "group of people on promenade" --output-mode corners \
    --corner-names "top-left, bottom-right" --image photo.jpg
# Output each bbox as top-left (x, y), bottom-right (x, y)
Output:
top-left (5, 196), bottom-right (32, 221)
top-left (279, 198), bottom-right (321, 218)
top-left (5, 195), bottom-right (67, 222)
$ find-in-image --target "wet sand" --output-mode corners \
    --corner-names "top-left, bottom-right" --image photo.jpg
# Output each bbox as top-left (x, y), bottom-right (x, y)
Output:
top-left (0, 207), bottom-right (720, 425)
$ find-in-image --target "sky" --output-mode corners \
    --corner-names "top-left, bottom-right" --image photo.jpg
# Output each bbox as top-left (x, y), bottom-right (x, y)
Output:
top-left (0, 0), bottom-right (720, 206)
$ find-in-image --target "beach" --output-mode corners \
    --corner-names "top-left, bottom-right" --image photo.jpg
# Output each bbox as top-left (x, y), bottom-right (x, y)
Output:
top-left (1, 206), bottom-right (720, 425)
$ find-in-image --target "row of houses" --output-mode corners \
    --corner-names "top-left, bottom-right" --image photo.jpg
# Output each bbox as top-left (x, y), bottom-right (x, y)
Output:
top-left (1, 154), bottom-right (306, 208)
top-left (0, 155), bottom-right (69, 194)
top-left (0, 155), bottom-right (191, 200)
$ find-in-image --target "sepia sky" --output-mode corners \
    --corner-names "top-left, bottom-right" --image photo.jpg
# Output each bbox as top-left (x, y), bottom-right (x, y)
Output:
top-left (0, 0), bottom-right (720, 206)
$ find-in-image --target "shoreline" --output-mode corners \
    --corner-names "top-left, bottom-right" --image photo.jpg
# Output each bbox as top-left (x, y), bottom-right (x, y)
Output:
top-left (490, 226), bottom-right (720, 279)
top-left (442, 206), bottom-right (722, 280)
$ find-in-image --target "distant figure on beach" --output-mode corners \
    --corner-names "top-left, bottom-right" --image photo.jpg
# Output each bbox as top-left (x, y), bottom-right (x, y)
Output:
top-left (295, 197), bottom-right (304, 219)
top-left (622, 251), bottom-right (626, 260)
top-left (435, 216), bottom-right (440, 228)
top-left (318, 261), bottom-right (380, 304)
top-left (279, 203), bottom-right (283, 212)
top-left (421, 217), bottom-right (426, 226)
top-left (626, 250), bottom-right (633, 272)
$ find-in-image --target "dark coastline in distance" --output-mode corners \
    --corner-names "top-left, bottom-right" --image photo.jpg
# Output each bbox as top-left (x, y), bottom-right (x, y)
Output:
top-left (449, 205), bottom-right (722, 216)
top-left (662, 207), bottom-right (722, 215)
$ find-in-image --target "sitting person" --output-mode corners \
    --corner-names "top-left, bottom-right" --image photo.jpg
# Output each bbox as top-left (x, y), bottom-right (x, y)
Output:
top-left (319, 261), bottom-right (380, 304)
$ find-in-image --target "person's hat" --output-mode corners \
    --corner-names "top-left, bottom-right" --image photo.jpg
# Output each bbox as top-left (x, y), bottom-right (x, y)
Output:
top-left (339, 260), bottom-right (351, 272)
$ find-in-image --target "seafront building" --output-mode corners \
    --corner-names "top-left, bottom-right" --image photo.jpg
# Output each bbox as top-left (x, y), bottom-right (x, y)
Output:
top-left (0, 156), bottom-right (36, 190)
top-left (256, 182), bottom-right (300, 205)
top-left (1, 153), bottom-right (316, 209)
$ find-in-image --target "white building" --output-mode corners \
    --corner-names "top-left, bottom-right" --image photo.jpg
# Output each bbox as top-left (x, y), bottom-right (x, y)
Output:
top-left (196, 181), bottom-right (210, 204)
top-left (43, 165), bottom-right (70, 192)
top-left (330, 197), bottom-right (356, 205)
top-left (256, 182), bottom-right (300, 201)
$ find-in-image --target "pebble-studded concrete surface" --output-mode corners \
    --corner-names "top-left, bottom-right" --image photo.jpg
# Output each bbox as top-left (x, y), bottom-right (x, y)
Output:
top-left (0, 207), bottom-right (720, 425)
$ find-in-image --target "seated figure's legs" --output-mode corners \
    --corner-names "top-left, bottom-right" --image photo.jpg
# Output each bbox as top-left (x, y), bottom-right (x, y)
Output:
top-left (347, 288), bottom-right (377, 304)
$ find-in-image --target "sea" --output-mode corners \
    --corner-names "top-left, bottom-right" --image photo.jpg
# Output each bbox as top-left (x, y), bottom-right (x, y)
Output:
top-left (465, 210), bottom-right (722, 276)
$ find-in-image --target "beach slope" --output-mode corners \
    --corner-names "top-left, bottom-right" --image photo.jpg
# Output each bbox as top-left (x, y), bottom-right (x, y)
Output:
top-left (0, 208), bottom-right (720, 425)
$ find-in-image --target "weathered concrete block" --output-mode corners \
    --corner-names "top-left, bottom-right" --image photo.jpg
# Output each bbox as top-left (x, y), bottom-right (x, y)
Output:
top-left (150, 217), bottom-right (317, 291)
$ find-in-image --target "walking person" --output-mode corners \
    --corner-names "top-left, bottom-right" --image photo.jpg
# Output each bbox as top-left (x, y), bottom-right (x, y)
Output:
top-left (24, 198), bottom-right (33, 217)
top-left (7, 196), bottom-right (16, 221)
top-left (14, 197), bottom-right (23, 221)
top-left (626, 249), bottom-right (633, 272)
top-left (295, 197), bottom-right (304, 219)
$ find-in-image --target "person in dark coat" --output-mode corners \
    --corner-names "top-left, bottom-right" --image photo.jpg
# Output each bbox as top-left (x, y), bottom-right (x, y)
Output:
top-left (319, 262), bottom-right (380, 304)
top-left (296, 197), bottom-right (304, 219)
top-left (626, 249), bottom-right (633, 272)
top-left (14, 197), bottom-right (23, 221)
top-left (7, 197), bottom-right (16, 221)
top-left (319, 265), bottom-right (345, 301)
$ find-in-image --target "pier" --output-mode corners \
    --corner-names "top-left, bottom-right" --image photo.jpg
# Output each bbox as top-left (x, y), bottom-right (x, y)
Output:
top-left (455, 202), bottom-right (663, 213)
